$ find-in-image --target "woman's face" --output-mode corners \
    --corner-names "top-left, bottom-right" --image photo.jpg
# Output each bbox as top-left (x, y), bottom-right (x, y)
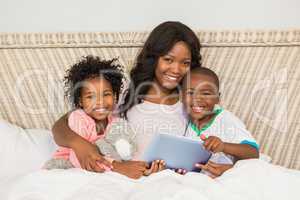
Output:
top-left (154, 41), bottom-right (192, 92)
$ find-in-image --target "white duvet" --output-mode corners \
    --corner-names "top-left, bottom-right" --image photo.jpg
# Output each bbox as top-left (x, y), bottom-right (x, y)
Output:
top-left (1, 159), bottom-right (300, 200)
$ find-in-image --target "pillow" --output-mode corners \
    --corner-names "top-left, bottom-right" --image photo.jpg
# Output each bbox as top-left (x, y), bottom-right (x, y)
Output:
top-left (0, 120), bottom-right (57, 180)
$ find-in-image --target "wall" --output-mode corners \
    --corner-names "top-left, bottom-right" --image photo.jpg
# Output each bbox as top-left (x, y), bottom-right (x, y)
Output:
top-left (0, 0), bottom-right (299, 32)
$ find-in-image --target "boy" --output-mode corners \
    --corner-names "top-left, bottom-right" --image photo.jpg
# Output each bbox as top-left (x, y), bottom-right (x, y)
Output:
top-left (181, 67), bottom-right (259, 177)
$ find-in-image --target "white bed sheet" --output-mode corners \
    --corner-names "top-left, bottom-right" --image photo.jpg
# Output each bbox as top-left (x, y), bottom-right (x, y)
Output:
top-left (1, 159), bottom-right (300, 200)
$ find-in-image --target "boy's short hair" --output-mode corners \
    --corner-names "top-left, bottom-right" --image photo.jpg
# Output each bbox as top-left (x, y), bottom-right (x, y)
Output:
top-left (183, 67), bottom-right (220, 90)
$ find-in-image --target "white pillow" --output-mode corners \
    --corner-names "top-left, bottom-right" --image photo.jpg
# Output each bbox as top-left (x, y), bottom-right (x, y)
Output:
top-left (0, 120), bottom-right (57, 180)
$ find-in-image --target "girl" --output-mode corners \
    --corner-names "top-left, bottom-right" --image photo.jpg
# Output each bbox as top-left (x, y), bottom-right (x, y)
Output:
top-left (46, 56), bottom-right (147, 179)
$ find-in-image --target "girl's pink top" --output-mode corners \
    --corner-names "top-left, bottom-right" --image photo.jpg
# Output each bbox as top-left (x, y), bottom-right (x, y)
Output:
top-left (52, 109), bottom-right (114, 169)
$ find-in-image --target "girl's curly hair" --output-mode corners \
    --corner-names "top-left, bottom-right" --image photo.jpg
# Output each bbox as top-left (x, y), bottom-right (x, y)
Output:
top-left (64, 55), bottom-right (124, 108)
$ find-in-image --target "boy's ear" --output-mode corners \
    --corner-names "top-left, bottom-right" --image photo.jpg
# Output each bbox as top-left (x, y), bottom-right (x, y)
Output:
top-left (217, 92), bottom-right (221, 103)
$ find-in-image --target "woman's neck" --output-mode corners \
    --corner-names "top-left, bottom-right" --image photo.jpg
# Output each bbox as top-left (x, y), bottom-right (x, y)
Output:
top-left (144, 82), bottom-right (179, 105)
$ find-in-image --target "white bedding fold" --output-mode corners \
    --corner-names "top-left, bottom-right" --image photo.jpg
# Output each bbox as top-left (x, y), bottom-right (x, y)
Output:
top-left (2, 159), bottom-right (300, 200)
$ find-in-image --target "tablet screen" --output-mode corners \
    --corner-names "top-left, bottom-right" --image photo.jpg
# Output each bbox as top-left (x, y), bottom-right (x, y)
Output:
top-left (141, 134), bottom-right (212, 172)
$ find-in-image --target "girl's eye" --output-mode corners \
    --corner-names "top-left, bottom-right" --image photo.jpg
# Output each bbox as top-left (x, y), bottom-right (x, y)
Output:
top-left (86, 95), bottom-right (96, 99)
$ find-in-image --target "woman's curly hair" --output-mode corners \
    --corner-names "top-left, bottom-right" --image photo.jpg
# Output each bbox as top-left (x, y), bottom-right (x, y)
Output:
top-left (64, 55), bottom-right (124, 108)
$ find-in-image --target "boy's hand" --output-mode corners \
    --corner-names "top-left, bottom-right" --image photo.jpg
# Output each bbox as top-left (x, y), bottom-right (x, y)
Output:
top-left (195, 161), bottom-right (233, 178)
top-left (112, 160), bottom-right (148, 179)
top-left (72, 138), bottom-right (112, 172)
top-left (143, 160), bottom-right (166, 176)
top-left (202, 136), bottom-right (225, 153)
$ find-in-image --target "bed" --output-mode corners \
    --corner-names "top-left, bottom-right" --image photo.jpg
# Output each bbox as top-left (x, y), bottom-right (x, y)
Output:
top-left (0, 30), bottom-right (300, 199)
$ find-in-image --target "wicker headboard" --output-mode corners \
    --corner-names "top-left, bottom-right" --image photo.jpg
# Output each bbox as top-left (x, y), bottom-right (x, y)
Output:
top-left (0, 30), bottom-right (299, 169)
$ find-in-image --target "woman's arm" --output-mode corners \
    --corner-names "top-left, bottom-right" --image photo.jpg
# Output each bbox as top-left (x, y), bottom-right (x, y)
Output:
top-left (52, 114), bottom-right (112, 172)
top-left (112, 160), bottom-right (166, 179)
top-left (52, 113), bottom-right (80, 148)
top-left (112, 160), bottom-right (148, 179)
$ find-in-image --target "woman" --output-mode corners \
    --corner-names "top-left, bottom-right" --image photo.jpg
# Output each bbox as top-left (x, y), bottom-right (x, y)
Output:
top-left (120, 21), bottom-right (201, 161)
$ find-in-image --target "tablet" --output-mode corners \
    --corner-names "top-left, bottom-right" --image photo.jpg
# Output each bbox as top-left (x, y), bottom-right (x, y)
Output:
top-left (141, 134), bottom-right (212, 172)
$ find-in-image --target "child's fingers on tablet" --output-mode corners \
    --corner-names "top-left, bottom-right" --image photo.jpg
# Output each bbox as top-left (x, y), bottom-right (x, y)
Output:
top-left (206, 139), bottom-right (216, 151)
top-left (211, 139), bottom-right (221, 152)
top-left (204, 137), bottom-right (214, 149)
top-left (211, 141), bottom-right (221, 152)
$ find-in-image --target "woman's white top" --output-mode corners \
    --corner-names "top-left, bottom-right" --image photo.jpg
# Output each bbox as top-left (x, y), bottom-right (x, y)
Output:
top-left (126, 100), bottom-right (187, 159)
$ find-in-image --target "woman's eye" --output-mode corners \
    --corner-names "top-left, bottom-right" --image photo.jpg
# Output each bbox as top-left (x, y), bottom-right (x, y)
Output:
top-left (104, 92), bottom-right (112, 97)
top-left (163, 57), bottom-right (172, 63)
top-left (183, 61), bottom-right (191, 66)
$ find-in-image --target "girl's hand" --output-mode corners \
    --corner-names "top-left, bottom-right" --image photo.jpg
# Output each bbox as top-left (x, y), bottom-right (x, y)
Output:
top-left (72, 138), bottom-right (112, 172)
top-left (195, 161), bottom-right (233, 178)
top-left (202, 136), bottom-right (225, 153)
top-left (112, 160), bottom-right (148, 179)
top-left (143, 160), bottom-right (166, 176)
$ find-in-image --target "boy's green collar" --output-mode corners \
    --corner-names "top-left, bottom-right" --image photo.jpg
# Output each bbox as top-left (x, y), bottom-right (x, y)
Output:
top-left (189, 107), bottom-right (223, 137)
